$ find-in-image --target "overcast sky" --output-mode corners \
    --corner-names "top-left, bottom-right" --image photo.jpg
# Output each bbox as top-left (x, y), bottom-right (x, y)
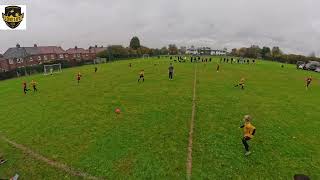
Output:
top-left (0, 0), bottom-right (319, 55)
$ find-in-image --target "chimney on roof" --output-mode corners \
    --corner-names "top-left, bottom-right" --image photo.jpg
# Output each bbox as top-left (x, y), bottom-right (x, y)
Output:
top-left (34, 44), bottom-right (37, 47)
top-left (75, 46), bottom-right (78, 50)
top-left (16, 43), bottom-right (20, 48)
top-left (95, 45), bottom-right (98, 48)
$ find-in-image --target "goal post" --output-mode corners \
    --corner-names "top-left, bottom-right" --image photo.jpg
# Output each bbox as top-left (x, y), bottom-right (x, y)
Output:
top-left (142, 54), bottom-right (150, 59)
top-left (44, 63), bottom-right (62, 75)
top-left (94, 58), bottom-right (107, 64)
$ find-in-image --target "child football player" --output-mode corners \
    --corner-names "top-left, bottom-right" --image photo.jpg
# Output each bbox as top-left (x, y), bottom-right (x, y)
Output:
top-left (305, 76), bottom-right (312, 90)
top-left (234, 77), bottom-right (245, 89)
top-left (77, 72), bottom-right (82, 84)
top-left (168, 63), bottom-right (174, 80)
top-left (31, 80), bottom-right (37, 92)
top-left (138, 70), bottom-right (145, 82)
top-left (23, 81), bottom-right (29, 94)
top-left (94, 67), bottom-right (98, 73)
top-left (240, 115), bottom-right (256, 156)
top-left (216, 64), bottom-right (220, 72)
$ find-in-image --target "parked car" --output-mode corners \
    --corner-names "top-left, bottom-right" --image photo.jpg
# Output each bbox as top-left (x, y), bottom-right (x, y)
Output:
top-left (315, 67), bottom-right (320, 73)
top-left (305, 61), bottom-right (320, 71)
top-left (298, 64), bottom-right (306, 69)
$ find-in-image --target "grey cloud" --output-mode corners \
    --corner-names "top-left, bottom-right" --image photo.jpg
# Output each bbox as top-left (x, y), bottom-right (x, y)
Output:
top-left (0, 0), bottom-right (319, 55)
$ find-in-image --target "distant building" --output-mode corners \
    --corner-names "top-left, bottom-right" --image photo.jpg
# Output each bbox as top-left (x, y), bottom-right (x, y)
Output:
top-left (66, 46), bottom-right (96, 61)
top-left (211, 49), bottom-right (227, 56)
top-left (198, 47), bottom-right (212, 55)
top-left (0, 44), bottom-right (68, 71)
top-left (186, 46), bottom-right (198, 55)
top-left (88, 45), bottom-right (107, 54)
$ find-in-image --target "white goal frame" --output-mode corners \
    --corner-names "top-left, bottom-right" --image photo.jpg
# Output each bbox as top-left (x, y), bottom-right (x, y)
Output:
top-left (44, 63), bottom-right (62, 75)
top-left (142, 54), bottom-right (150, 59)
top-left (94, 58), bottom-right (107, 64)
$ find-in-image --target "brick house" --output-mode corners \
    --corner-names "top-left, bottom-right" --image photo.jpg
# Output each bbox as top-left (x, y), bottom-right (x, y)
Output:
top-left (88, 45), bottom-right (107, 54)
top-left (0, 56), bottom-right (10, 72)
top-left (0, 44), bottom-right (68, 71)
top-left (66, 46), bottom-right (96, 61)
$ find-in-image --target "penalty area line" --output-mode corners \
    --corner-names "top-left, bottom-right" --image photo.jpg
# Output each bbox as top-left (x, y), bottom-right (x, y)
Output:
top-left (0, 135), bottom-right (101, 180)
top-left (186, 64), bottom-right (197, 180)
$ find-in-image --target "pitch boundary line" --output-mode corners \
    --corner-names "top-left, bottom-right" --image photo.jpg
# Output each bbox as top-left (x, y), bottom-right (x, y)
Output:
top-left (186, 64), bottom-right (197, 179)
top-left (0, 135), bottom-right (101, 180)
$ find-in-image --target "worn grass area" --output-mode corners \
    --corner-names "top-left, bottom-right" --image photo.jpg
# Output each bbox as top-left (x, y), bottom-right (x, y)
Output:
top-left (0, 57), bottom-right (319, 179)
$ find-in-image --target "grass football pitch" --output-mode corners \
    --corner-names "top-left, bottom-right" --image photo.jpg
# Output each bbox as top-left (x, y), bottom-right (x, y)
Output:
top-left (0, 57), bottom-right (319, 179)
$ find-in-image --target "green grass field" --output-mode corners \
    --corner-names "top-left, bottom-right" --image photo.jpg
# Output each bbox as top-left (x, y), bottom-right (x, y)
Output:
top-left (0, 57), bottom-right (319, 179)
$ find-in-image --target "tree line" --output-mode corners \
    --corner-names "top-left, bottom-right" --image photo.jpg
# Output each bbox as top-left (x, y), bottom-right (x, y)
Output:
top-left (97, 37), bottom-right (183, 60)
top-left (230, 45), bottom-right (319, 64)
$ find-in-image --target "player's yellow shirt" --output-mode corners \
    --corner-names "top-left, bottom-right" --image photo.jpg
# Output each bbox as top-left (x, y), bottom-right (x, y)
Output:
top-left (240, 78), bottom-right (245, 84)
top-left (31, 81), bottom-right (37, 86)
top-left (243, 123), bottom-right (256, 138)
top-left (140, 71), bottom-right (144, 76)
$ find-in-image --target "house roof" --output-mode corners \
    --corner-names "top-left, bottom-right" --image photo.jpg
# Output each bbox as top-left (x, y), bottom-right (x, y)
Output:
top-left (3, 47), bottom-right (28, 59)
top-left (66, 47), bottom-right (89, 54)
top-left (3, 46), bottom-right (66, 59)
top-left (88, 47), bottom-right (107, 53)
top-left (24, 46), bottom-right (66, 55)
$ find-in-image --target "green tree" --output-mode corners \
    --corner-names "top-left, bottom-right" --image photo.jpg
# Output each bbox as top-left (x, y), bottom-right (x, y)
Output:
top-left (179, 46), bottom-right (187, 55)
top-left (160, 47), bottom-right (169, 55)
top-left (271, 46), bottom-right (283, 60)
top-left (129, 36), bottom-right (141, 50)
top-left (261, 47), bottom-right (271, 59)
top-left (238, 47), bottom-right (248, 57)
top-left (231, 48), bottom-right (237, 56)
top-left (168, 44), bottom-right (178, 55)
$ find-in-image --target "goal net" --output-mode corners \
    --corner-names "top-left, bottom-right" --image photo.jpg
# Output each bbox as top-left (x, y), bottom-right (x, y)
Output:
top-left (142, 54), bottom-right (150, 59)
top-left (94, 58), bottom-right (107, 64)
top-left (44, 63), bottom-right (62, 75)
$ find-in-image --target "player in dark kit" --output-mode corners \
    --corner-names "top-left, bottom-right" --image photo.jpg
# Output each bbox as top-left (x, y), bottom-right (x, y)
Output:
top-left (77, 72), bottom-right (82, 84)
top-left (216, 64), bottom-right (220, 72)
top-left (168, 63), bottom-right (174, 80)
top-left (305, 76), bottom-right (312, 90)
top-left (138, 70), bottom-right (145, 82)
top-left (94, 67), bottom-right (98, 72)
top-left (240, 115), bottom-right (256, 156)
top-left (23, 81), bottom-right (30, 94)
top-left (31, 80), bottom-right (37, 92)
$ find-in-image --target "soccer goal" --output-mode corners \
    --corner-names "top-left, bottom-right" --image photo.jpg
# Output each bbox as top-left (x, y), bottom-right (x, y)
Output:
top-left (94, 58), bottom-right (107, 64)
top-left (142, 54), bottom-right (150, 59)
top-left (44, 63), bottom-right (62, 75)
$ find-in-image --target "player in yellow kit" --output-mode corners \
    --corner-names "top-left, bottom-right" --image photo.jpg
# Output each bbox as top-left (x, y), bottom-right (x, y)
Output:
top-left (235, 77), bottom-right (245, 89)
top-left (305, 76), bottom-right (312, 90)
top-left (240, 115), bottom-right (256, 156)
top-left (31, 80), bottom-right (38, 92)
top-left (138, 69), bottom-right (145, 82)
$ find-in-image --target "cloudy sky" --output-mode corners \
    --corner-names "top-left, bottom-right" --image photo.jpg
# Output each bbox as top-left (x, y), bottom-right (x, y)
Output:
top-left (0, 0), bottom-right (319, 55)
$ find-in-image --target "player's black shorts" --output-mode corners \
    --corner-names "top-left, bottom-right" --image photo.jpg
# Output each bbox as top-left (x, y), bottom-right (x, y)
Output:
top-left (140, 75), bottom-right (144, 78)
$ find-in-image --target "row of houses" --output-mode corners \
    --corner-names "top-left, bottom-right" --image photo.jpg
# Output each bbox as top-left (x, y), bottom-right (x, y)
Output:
top-left (0, 44), bottom-right (107, 72)
top-left (186, 46), bottom-right (227, 55)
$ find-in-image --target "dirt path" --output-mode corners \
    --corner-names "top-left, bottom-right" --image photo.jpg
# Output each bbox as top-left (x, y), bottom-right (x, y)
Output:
top-left (186, 64), bottom-right (197, 180)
